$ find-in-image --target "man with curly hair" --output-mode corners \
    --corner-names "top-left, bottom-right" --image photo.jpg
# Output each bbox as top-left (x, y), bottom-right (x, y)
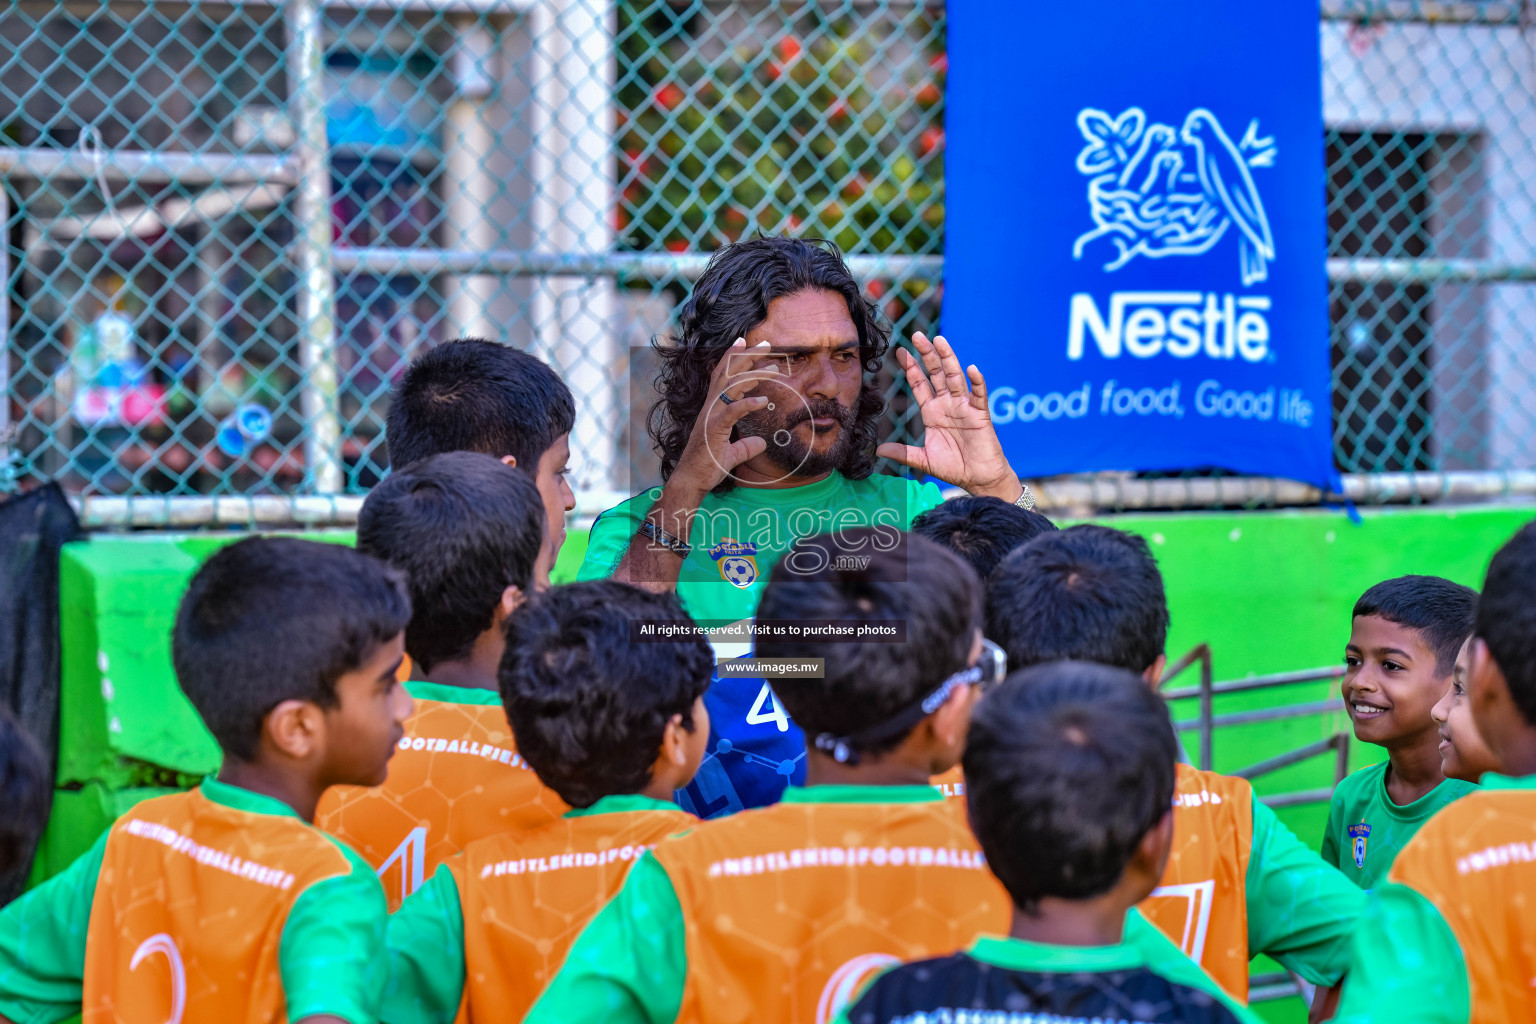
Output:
top-left (577, 236), bottom-right (1027, 813)
top-left (580, 236), bottom-right (1025, 617)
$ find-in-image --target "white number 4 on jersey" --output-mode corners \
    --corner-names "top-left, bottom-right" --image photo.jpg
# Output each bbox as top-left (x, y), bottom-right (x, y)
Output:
top-left (746, 681), bottom-right (790, 732)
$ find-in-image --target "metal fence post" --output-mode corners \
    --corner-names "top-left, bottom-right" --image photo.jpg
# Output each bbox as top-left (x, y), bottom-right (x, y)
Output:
top-left (444, 16), bottom-right (500, 342)
top-left (286, 0), bottom-right (343, 494)
top-left (529, 0), bottom-right (619, 494)
top-left (0, 184), bottom-right (10, 483)
top-left (1199, 646), bottom-right (1214, 771)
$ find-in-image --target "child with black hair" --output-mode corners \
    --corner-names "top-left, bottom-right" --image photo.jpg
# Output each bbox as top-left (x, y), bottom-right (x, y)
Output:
top-left (386, 337), bottom-right (577, 560)
top-left (316, 451), bottom-right (563, 907)
top-left (909, 494), bottom-right (1058, 580)
top-left (526, 529), bottom-right (1011, 1024)
top-left (1323, 576), bottom-right (1479, 889)
top-left (0, 706), bottom-right (48, 889)
top-left (986, 524), bottom-right (1171, 680)
top-left (837, 661), bottom-right (1261, 1024)
top-left (1429, 636), bottom-right (1500, 783)
top-left (1335, 521), bottom-right (1536, 1022)
top-left (382, 581), bottom-right (708, 1024)
top-left (0, 537), bottom-right (413, 1024)
top-left (986, 525), bottom-right (1364, 1003)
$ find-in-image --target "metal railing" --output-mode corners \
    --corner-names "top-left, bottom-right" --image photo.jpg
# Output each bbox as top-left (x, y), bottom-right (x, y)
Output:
top-left (1159, 646), bottom-right (1350, 804)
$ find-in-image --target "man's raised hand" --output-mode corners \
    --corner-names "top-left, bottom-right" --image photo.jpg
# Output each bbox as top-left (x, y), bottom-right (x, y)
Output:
top-left (875, 332), bottom-right (1024, 501)
top-left (670, 338), bottom-right (782, 495)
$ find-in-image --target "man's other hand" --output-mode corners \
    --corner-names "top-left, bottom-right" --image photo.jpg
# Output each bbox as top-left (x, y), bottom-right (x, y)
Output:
top-left (876, 332), bottom-right (1022, 502)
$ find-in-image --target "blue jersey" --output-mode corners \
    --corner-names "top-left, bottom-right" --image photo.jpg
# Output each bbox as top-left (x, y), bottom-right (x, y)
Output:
top-left (675, 671), bottom-right (805, 818)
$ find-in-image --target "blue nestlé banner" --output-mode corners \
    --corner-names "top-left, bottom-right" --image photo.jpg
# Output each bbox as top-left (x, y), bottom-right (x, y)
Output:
top-left (943, 1), bottom-right (1338, 490)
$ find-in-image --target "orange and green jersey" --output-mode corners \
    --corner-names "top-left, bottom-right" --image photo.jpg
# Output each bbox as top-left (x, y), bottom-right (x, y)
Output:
top-left (315, 680), bottom-right (567, 909)
top-left (834, 918), bottom-right (1264, 1024)
top-left (1137, 763), bottom-right (1366, 1001)
top-left (382, 795), bottom-right (695, 1024)
top-left (1320, 761), bottom-right (1476, 890)
top-left (1334, 773), bottom-right (1536, 1024)
top-left (524, 783), bottom-right (1011, 1024)
top-left (0, 778), bottom-right (388, 1024)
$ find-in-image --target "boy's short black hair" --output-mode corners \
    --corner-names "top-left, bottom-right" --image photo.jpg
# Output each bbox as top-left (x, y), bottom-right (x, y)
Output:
top-left (0, 705), bottom-right (48, 878)
top-left (499, 581), bottom-right (712, 808)
top-left (986, 525), bottom-right (1168, 674)
top-left (1476, 522), bottom-right (1536, 725)
top-left (172, 537), bottom-right (410, 762)
top-left (1354, 575), bottom-right (1477, 676)
top-left (909, 495), bottom-right (1058, 580)
top-left (755, 529), bottom-right (982, 760)
top-left (358, 451), bottom-right (545, 672)
top-left (963, 660), bottom-right (1178, 913)
top-left (385, 338), bottom-right (576, 473)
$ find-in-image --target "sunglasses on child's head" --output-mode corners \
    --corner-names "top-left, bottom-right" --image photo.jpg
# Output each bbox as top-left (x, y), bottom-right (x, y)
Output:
top-left (813, 638), bottom-right (1007, 766)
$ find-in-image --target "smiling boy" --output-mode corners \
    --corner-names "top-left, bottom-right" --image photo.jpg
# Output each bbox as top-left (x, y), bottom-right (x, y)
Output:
top-left (1334, 521), bottom-right (1536, 1023)
top-left (1322, 576), bottom-right (1478, 889)
top-left (1430, 637), bottom-right (1500, 783)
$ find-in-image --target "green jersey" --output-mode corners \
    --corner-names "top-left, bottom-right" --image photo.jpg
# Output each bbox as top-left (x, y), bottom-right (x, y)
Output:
top-left (1321, 762), bottom-right (1475, 889)
top-left (837, 924), bottom-right (1263, 1024)
top-left (380, 794), bottom-right (693, 1024)
top-left (576, 474), bottom-right (944, 624)
top-left (0, 778), bottom-right (388, 1024)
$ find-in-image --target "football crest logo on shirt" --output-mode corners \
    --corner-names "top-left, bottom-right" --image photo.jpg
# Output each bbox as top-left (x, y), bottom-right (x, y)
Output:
top-left (1348, 822), bottom-right (1371, 869)
top-left (711, 539), bottom-right (758, 589)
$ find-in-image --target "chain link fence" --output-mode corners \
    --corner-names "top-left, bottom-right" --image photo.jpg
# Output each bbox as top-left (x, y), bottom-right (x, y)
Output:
top-left (2, 0), bottom-right (1535, 524)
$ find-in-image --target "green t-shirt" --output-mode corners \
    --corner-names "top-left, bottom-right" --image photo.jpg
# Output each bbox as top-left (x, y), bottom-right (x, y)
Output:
top-left (576, 474), bottom-right (945, 623)
top-left (381, 794), bottom-right (685, 1024)
top-left (0, 778), bottom-right (389, 1024)
top-left (1320, 762), bottom-right (1476, 890)
top-left (836, 923), bottom-right (1263, 1024)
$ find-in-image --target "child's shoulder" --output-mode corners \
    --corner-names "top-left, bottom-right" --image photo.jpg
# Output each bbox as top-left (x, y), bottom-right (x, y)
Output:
top-left (653, 789), bottom-right (974, 865)
top-left (1331, 762), bottom-right (1388, 804)
top-left (1406, 786), bottom-right (1529, 847)
top-left (846, 937), bottom-right (1254, 1024)
top-left (841, 949), bottom-right (977, 1020)
top-left (115, 784), bottom-right (363, 890)
top-left (455, 803), bottom-right (696, 876)
top-left (1390, 782), bottom-right (1536, 891)
top-left (1174, 764), bottom-right (1254, 807)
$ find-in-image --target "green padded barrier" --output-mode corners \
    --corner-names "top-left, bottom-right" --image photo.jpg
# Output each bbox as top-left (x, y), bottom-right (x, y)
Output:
top-left (35, 505), bottom-right (1536, 891)
top-left (56, 532), bottom-right (355, 791)
top-left (59, 539), bottom-right (216, 790)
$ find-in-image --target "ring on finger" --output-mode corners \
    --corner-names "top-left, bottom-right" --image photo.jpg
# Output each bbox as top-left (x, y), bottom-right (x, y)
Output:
top-left (718, 390), bottom-right (736, 406)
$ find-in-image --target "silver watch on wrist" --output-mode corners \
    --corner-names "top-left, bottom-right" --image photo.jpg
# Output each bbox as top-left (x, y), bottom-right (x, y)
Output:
top-left (639, 519), bottom-right (691, 558)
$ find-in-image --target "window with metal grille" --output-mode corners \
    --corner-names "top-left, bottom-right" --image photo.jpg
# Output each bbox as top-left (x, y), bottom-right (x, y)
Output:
top-left (1327, 130), bottom-right (1486, 473)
